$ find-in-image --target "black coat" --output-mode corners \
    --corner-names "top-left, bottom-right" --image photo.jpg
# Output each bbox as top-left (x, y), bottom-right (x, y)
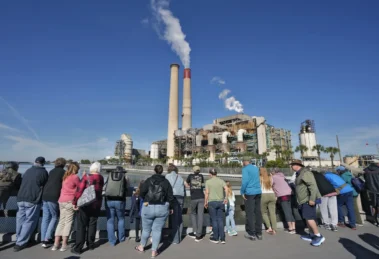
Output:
top-left (140, 174), bottom-right (175, 209)
top-left (364, 164), bottom-right (379, 194)
top-left (42, 166), bottom-right (65, 202)
top-left (17, 165), bottom-right (48, 204)
top-left (312, 171), bottom-right (335, 196)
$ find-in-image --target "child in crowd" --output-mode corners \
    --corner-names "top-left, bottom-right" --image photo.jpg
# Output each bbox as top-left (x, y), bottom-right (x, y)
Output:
top-left (225, 181), bottom-right (238, 236)
top-left (130, 180), bottom-right (144, 242)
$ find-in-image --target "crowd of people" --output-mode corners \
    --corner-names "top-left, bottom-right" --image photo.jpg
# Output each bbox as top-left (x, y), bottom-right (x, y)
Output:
top-left (0, 156), bottom-right (378, 257)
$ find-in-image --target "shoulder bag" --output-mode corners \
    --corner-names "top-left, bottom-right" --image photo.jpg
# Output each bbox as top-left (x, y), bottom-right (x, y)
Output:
top-left (77, 176), bottom-right (97, 207)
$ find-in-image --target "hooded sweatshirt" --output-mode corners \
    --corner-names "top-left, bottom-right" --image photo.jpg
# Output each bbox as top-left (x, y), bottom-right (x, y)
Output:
top-left (363, 163), bottom-right (379, 194)
top-left (42, 166), bottom-right (65, 202)
top-left (272, 172), bottom-right (292, 197)
top-left (165, 171), bottom-right (185, 197)
top-left (340, 171), bottom-right (358, 197)
top-left (241, 164), bottom-right (261, 195)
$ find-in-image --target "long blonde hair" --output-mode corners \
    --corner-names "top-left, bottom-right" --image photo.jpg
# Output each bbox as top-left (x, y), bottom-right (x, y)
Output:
top-left (260, 168), bottom-right (272, 190)
top-left (226, 181), bottom-right (233, 198)
top-left (63, 162), bottom-right (80, 181)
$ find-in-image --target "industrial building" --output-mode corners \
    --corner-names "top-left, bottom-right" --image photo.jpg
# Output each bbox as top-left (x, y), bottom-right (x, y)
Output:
top-left (114, 134), bottom-right (133, 162)
top-left (299, 120), bottom-right (318, 160)
top-left (150, 64), bottom-right (292, 163)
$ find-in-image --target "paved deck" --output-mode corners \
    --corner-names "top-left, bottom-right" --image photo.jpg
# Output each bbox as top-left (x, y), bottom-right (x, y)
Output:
top-left (1, 225), bottom-right (378, 259)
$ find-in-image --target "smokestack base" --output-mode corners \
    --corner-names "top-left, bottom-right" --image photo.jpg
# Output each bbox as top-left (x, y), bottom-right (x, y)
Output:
top-left (184, 68), bottom-right (191, 79)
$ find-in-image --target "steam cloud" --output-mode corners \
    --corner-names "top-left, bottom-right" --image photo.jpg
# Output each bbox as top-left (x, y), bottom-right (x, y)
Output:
top-left (151, 0), bottom-right (191, 68)
top-left (211, 76), bottom-right (226, 85)
top-left (215, 79), bottom-right (244, 113)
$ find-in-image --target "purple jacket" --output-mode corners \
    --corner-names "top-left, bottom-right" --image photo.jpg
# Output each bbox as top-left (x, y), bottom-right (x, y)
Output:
top-left (272, 172), bottom-right (292, 198)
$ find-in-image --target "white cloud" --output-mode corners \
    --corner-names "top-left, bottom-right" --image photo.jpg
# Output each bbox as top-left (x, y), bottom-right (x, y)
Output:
top-left (0, 96), bottom-right (39, 140)
top-left (211, 76), bottom-right (226, 85)
top-left (218, 89), bottom-right (230, 99)
top-left (0, 122), bottom-right (21, 132)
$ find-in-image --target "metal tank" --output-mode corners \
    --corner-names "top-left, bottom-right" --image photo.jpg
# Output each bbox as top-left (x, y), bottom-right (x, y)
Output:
top-left (150, 144), bottom-right (159, 159)
top-left (121, 134), bottom-right (133, 161)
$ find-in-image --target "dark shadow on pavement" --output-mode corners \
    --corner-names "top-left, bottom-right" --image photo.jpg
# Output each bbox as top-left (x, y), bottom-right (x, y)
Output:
top-left (359, 233), bottom-right (379, 251)
top-left (0, 242), bottom-right (15, 252)
top-left (339, 238), bottom-right (378, 259)
top-left (64, 257), bottom-right (80, 259)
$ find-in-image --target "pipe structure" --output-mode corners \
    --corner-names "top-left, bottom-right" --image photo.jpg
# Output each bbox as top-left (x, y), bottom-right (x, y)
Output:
top-left (182, 68), bottom-right (192, 130)
top-left (222, 131), bottom-right (231, 144)
top-left (167, 64), bottom-right (180, 163)
top-left (237, 129), bottom-right (247, 142)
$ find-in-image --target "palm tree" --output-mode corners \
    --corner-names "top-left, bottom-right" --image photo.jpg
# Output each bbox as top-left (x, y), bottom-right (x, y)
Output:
top-left (324, 147), bottom-right (340, 168)
top-left (282, 149), bottom-right (294, 164)
top-left (312, 144), bottom-right (325, 167)
top-left (272, 145), bottom-right (282, 159)
top-left (295, 145), bottom-right (309, 160)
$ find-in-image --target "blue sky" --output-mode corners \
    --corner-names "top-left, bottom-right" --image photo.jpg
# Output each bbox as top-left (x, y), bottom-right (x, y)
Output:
top-left (1, 0), bottom-right (378, 161)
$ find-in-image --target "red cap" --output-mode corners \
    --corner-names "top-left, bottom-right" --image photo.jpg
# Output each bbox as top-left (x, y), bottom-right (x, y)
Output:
top-left (184, 68), bottom-right (191, 79)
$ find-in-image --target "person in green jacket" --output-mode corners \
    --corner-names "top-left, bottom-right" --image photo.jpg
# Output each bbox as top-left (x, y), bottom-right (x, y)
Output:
top-left (290, 159), bottom-right (324, 247)
top-left (337, 166), bottom-right (363, 225)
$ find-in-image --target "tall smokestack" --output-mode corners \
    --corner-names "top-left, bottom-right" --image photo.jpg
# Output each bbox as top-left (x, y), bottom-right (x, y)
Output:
top-left (182, 68), bottom-right (192, 130)
top-left (167, 64), bottom-right (180, 163)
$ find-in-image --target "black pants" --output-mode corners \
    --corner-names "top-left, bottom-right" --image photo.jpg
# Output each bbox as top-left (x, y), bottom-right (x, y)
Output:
top-left (244, 194), bottom-right (262, 236)
top-left (73, 207), bottom-right (99, 252)
top-left (135, 217), bottom-right (141, 238)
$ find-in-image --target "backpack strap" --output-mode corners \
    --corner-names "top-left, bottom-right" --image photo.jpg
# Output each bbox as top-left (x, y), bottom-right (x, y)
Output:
top-left (335, 183), bottom-right (347, 194)
top-left (172, 174), bottom-right (179, 188)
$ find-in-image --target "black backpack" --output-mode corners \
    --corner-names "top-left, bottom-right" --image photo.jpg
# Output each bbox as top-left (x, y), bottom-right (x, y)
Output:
top-left (312, 171), bottom-right (335, 196)
top-left (146, 179), bottom-right (165, 204)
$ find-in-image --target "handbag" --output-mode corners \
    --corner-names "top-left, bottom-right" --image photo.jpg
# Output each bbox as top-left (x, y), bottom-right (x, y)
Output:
top-left (77, 177), bottom-right (97, 207)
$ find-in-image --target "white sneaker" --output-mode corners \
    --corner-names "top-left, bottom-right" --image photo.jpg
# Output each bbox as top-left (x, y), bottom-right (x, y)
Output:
top-left (60, 246), bottom-right (68, 252)
top-left (51, 245), bottom-right (59, 251)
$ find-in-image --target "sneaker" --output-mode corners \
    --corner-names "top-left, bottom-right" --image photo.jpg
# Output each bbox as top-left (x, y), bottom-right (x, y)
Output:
top-left (135, 237), bottom-right (141, 243)
top-left (188, 232), bottom-right (196, 239)
top-left (356, 224), bottom-right (364, 227)
top-left (337, 222), bottom-right (346, 228)
top-left (244, 233), bottom-right (256, 241)
top-left (195, 236), bottom-right (203, 242)
top-left (14, 245), bottom-right (26, 252)
top-left (311, 235), bottom-right (325, 247)
top-left (330, 225), bottom-right (338, 232)
top-left (51, 245), bottom-right (59, 251)
top-left (71, 248), bottom-right (81, 255)
top-left (221, 240), bottom-right (226, 244)
top-left (322, 224), bottom-right (331, 230)
top-left (230, 230), bottom-right (238, 236)
top-left (288, 230), bottom-right (296, 234)
top-left (60, 246), bottom-right (68, 252)
top-left (41, 242), bottom-right (48, 248)
top-left (209, 238), bottom-right (219, 244)
top-left (300, 234), bottom-right (314, 242)
top-left (256, 234), bottom-right (263, 241)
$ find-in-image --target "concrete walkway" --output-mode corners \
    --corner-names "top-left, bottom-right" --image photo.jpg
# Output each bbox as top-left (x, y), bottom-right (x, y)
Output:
top-left (1, 225), bottom-right (378, 259)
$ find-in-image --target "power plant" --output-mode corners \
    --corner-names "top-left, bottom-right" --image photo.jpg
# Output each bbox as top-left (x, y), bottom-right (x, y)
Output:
top-left (299, 120), bottom-right (318, 159)
top-left (150, 64), bottom-right (293, 164)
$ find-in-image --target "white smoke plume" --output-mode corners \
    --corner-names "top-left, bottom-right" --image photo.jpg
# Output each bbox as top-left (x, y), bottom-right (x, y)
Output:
top-left (217, 88), bottom-right (244, 113)
top-left (218, 89), bottom-right (230, 99)
top-left (151, 0), bottom-right (191, 68)
top-left (211, 76), bottom-right (226, 85)
top-left (224, 96), bottom-right (244, 113)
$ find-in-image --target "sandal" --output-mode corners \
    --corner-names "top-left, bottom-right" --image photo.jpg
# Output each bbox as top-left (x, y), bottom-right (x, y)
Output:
top-left (151, 251), bottom-right (159, 258)
top-left (135, 246), bottom-right (144, 253)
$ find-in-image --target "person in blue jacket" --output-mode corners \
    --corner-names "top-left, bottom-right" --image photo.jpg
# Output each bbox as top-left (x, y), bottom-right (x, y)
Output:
top-left (336, 166), bottom-right (363, 226)
top-left (240, 157), bottom-right (262, 241)
top-left (324, 171), bottom-right (356, 229)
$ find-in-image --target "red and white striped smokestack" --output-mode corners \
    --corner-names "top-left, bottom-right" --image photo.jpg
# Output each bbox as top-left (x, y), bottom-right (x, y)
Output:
top-left (167, 64), bottom-right (180, 163)
top-left (182, 68), bottom-right (192, 130)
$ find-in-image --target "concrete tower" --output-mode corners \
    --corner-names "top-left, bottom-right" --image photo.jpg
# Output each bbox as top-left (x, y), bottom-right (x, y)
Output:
top-left (182, 68), bottom-right (192, 130)
top-left (167, 64), bottom-right (180, 162)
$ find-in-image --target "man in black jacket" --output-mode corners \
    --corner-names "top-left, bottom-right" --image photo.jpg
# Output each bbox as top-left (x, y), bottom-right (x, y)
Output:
top-left (40, 157), bottom-right (66, 247)
top-left (14, 157), bottom-right (49, 252)
top-left (364, 163), bottom-right (379, 226)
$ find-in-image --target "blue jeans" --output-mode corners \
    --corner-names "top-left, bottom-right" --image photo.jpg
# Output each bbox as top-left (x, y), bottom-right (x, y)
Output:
top-left (337, 192), bottom-right (356, 227)
top-left (208, 201), bottom-right (225, 241)
top-left (141, 203), bottom-right (169, 251)
top-left (226, 205), bottom-right (236, 232)
top-left (170, 196), bottom-right (184, 244)
top-left (41, 201), bottom-right (59, 242)
top-left (106, 200), bottom-right (126, 245)
top-left (16, 202), bottom-right (41, 246)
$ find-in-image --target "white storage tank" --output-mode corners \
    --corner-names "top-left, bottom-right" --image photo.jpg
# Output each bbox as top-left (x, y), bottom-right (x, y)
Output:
top-left (150, 144), bottom-right (159, 159)
top-left (121, 134), bottom-right (133, 161)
